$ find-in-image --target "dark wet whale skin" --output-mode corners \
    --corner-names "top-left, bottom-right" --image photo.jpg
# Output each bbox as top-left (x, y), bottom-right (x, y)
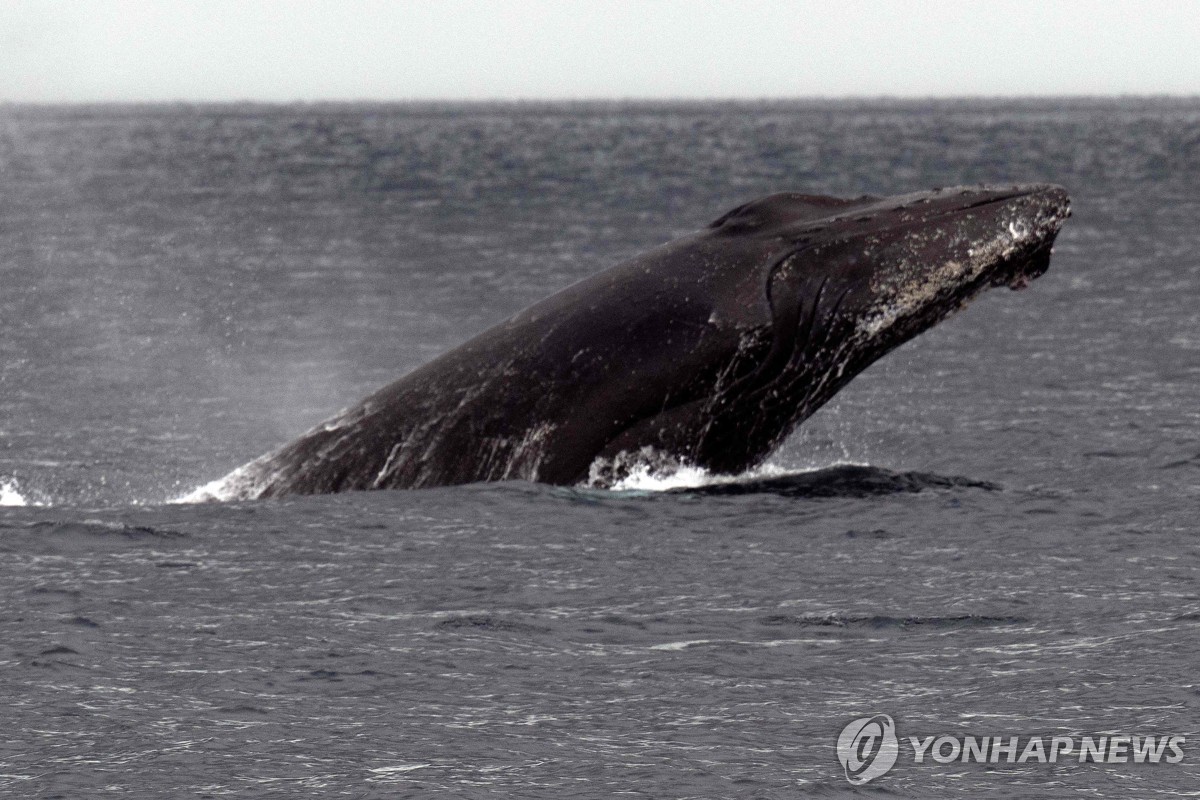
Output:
top-left (215, 184), bottom-right (1070, 497)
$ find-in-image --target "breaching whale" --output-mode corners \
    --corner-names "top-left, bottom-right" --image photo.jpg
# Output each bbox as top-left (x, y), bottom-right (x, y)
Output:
top-left (204, 184), bottom-right (1070, 499)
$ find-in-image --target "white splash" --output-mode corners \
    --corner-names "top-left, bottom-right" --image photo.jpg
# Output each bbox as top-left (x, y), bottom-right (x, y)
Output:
top-left (173, 480), bottom-right (227, 504)
top-left (173, 465), bottom-right (256, 504)
top-left (599, 453), bottom-right (796, 493)
top-left (1, 478), bottom-right (30, 507)
top-left (607, 461), bottom-right (718, 491)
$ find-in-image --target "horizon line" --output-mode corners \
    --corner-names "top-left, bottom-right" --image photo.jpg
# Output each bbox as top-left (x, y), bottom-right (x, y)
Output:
top-left (4, 93), bottom-right (1200, 109)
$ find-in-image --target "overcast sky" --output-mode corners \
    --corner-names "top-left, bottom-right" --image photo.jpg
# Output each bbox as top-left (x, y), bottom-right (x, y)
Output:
top-left (2, 0), bottom-right (1198, 103)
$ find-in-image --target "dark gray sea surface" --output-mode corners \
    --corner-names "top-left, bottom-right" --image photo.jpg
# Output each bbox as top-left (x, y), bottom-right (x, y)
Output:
top-left (1, 100), bottom-right (1198, 797)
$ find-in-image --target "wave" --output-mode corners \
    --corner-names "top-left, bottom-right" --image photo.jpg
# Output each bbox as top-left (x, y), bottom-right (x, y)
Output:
top-left (671, 464), bottom-right (1001, 499)
top-left (759, 613), bottom-right (1029, 629)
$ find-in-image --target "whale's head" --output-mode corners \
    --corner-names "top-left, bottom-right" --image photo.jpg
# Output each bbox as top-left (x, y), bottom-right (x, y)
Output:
top-left (685, 184), bottom-right (1071, 473)
top-left (760, 185), bottom-right (1070, 343)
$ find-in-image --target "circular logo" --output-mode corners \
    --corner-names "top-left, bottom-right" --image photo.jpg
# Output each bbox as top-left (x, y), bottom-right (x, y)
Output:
top-left (837, 714), bottom-right (899, 785)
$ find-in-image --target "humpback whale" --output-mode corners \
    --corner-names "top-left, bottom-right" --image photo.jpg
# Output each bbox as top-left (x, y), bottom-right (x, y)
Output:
top-left (205, 184), bottom-right (1070, 499)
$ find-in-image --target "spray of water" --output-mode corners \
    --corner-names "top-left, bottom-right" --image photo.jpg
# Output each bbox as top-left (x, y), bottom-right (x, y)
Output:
top-left (1, 478), bottom-right (31, 507)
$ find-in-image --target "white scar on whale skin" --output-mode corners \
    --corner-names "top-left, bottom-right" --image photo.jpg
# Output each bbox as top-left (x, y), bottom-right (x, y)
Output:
top-left (856, 215), bottom-right (1036, 341)
top-left (857, 251), bottom-right (979, 339)
top-left (502, 421), bottom-right (557, 481)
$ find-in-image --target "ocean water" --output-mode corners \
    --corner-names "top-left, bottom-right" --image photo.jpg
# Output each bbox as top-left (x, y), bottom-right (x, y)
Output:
top-left (1, 100), bottom-right (1198, 797)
